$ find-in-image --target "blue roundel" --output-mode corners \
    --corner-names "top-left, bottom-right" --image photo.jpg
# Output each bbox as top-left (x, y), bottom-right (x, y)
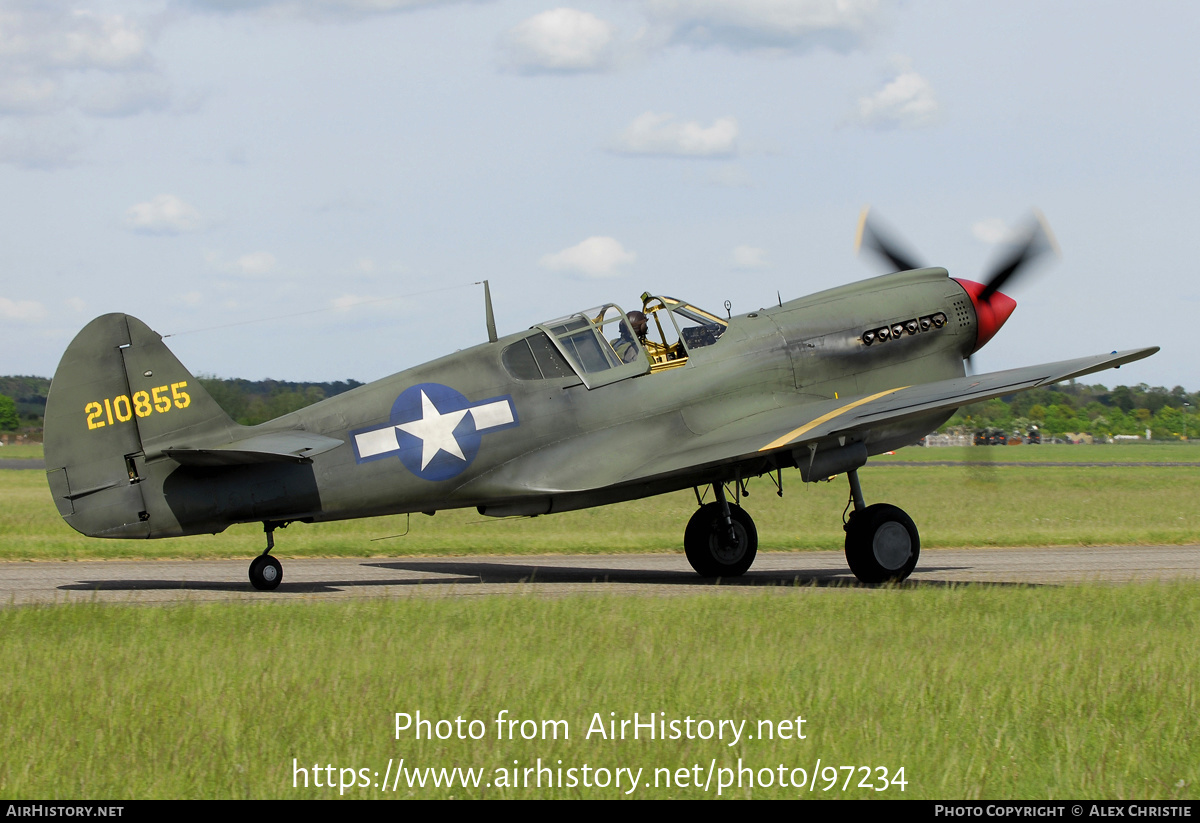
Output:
top-left (387, 383), bottom-right (516, 481)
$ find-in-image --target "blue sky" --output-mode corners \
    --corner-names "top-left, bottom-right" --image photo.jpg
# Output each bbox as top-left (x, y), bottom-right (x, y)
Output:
top-left (2, 1), bottom-right (1196, 388)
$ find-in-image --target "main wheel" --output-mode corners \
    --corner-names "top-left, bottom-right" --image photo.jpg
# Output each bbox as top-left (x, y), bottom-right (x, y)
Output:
top-left (249, 555), bottom-right (283, 591)
top-left (844, 503), bottom-right (919, 585)
top-left (684, 502), bottom-right (758, 577)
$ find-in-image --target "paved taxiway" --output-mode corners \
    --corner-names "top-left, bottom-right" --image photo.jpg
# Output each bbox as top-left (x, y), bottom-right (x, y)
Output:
top-left (1, 546), bottom-right (1198, 606)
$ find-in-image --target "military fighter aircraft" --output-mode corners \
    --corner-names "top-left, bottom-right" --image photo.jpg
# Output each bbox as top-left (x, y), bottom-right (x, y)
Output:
top-left (43, 211), bottom-right (1157, 590)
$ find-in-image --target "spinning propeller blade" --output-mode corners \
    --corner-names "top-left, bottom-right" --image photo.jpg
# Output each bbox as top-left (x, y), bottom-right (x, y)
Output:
top-left (977, 210), bottom-right (1059, 302)
top-left (855, 207), bottom-right (1059, 359)
top-left (854, 206), bottom-right (924, 273)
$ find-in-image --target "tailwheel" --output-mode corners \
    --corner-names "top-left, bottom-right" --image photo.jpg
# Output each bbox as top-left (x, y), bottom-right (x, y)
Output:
top-left (249, 522), bottom-right (284, 591)
top-left (844, 503), bottom-right (919, 585)
top-left (248, 555), bottom-right (283, 591)
top-left (684, 501), bottom-right (758, 578)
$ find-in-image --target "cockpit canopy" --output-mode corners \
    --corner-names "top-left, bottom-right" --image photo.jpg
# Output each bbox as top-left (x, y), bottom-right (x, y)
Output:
top-left (503, 296), bottom-right (729, 389)
top-left (639, 294), bottom-right (728, 371)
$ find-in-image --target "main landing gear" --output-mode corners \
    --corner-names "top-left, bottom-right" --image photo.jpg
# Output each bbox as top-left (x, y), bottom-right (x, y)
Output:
top-left (684, 483), bottom-right (758, 577)
top-left (841, 469), bottom-right (919, 584)
top-left (248, 521), bottom-right (285, 591)
top-left (683, 469), bottom-right (919, 584)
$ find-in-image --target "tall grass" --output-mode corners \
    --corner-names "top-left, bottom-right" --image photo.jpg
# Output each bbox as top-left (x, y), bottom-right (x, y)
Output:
top-left (0, 586), bottom-right (1195, 799)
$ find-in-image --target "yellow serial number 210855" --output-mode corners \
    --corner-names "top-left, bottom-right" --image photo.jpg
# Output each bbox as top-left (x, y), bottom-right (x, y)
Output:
top-left (85, 382), bottom-right (191, 430)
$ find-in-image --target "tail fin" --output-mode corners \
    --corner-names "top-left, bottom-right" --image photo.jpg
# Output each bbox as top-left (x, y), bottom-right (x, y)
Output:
top-left (44, 314), bottom-right (237, 538)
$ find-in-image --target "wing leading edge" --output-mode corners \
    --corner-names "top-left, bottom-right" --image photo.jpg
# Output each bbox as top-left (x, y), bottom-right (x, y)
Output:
top-left (761, 347), bottom-right (1160, 452)
top-left (630, 347), bottom-right (1159, 484)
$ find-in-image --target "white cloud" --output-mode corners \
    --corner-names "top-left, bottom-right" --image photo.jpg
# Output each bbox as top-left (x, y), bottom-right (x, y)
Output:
top-left (185, 0), bottom-right (479, 18)
top-left (732, 245), bottom-right (769, 269)
top-left (612, 112), bottom-right (738, 157)
top-left (540, 236), bottom-right (636, 278)
top-left (124, 195), bottom-right (204, 235)
top-left (0, 297), bottom-right (48, 322)
top-left (65, 296), bottom-right (86, 313)
top-left (0, 8), bottom-right (150, 73)
top-left (236, 251), bottom-right (277, 276)
top-left (207, 249), bottom-right (280, 277)
top-left (972, 218), bottom-right (1018, 245)
top-left (502, 8), bottom-right (616, 73)
top-left (53, 11), bottom-right (147, 70)
top-left (852, 70), bottom-right (938, 129)
top-left (645, 0), bottom-right (882, 52)
top-left (0, 5), bottom-right (171, 167)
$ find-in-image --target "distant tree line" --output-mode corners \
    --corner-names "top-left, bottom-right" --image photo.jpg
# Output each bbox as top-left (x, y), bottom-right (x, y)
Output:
top-left (195, 376), bottom-right (365, 426)
top-left (0, 376), bottom-right (51, 424)
top-left (0, 375), bottom-right (364, 433)
top-left (0, 394), bottom-right (18, 432)
top-left (943, 381), bottom-right (1200, 441)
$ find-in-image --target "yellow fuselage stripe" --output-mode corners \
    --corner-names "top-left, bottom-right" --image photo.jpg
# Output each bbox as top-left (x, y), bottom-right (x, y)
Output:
top-left (759, 387), bottom-right (908, 452)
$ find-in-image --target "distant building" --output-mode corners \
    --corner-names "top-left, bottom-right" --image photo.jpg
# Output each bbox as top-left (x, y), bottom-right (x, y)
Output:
top-left (924, 434), bottom-right (972, 447)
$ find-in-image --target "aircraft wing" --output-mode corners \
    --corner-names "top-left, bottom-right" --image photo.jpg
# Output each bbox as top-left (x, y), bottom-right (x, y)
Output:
top-left (762, 346), bottom-right (1159, 451)
top-left (626, 346), bottom-right (1160, 484)
top-left (470, 347), bottom-right (1159, 498)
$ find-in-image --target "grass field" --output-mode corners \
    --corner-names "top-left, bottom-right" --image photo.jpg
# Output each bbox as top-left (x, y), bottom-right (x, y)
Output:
top-left (0, 443), bottom-right (43, 459)
top-left (4, 446), bottom-right (1198, 801)
top-left (1, 586), bottom-right (1196, 799)
top-left (4, 446), bottom-right (1200, 560)
top-left (875, 443), bottom-right (1200, 463)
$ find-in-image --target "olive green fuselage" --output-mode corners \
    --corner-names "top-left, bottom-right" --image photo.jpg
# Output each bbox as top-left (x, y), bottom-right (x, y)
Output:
top-left (46, 268), bottom-right (975, 539)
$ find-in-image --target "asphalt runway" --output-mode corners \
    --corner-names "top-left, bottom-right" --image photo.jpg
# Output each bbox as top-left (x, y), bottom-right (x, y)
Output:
top-left (1, 546), bottom-right (1198, 606)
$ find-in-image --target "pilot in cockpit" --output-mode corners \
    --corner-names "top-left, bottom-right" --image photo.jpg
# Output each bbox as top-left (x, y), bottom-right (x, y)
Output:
top-left (613, 310), bottom-right (649, 363)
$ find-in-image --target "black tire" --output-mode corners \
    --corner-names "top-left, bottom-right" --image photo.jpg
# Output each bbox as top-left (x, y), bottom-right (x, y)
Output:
top-left (249, 555), bottom-right (283, 591)
top-left (684, 502), bottom-right (758, 577)
top-left (844, 503), bottom-right (919, 585)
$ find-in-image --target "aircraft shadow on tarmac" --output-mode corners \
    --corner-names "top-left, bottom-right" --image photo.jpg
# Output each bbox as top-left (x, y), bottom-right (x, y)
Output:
top-left (365, 559), bottom-right (1037, 589)
top-left (57, 579), bottom-right (368, 594)
top-left (53, 559), bottom-right (1037, 594)
top-left (51, 561), bottom-right (1036, 599)
top-left (367, 560), bottom-right (839, 588)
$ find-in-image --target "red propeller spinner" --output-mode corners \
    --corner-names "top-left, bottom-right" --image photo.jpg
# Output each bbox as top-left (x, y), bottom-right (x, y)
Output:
top-left (951, 277), bottom-right (1017, 354)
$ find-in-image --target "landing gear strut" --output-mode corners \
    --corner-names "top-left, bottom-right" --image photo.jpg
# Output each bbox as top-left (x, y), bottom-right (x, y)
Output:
top-left (842, 469), bottom-right (919, 584)
top-left (684, 483), bottom-right (758, 577)
top-left (248, 522), bottom-right (285, 591)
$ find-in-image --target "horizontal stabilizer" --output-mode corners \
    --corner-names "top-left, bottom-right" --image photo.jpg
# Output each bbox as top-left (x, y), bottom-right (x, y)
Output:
top-left (164, 431), bottom-right (343, 467)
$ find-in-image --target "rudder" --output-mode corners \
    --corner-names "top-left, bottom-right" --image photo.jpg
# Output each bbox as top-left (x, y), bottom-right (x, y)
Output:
top-left (44, 314), bottom-right (237, 538)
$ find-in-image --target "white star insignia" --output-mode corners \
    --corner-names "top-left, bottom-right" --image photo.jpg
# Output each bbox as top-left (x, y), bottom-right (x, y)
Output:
top-left (395, 390), bottom-right (470, 469)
